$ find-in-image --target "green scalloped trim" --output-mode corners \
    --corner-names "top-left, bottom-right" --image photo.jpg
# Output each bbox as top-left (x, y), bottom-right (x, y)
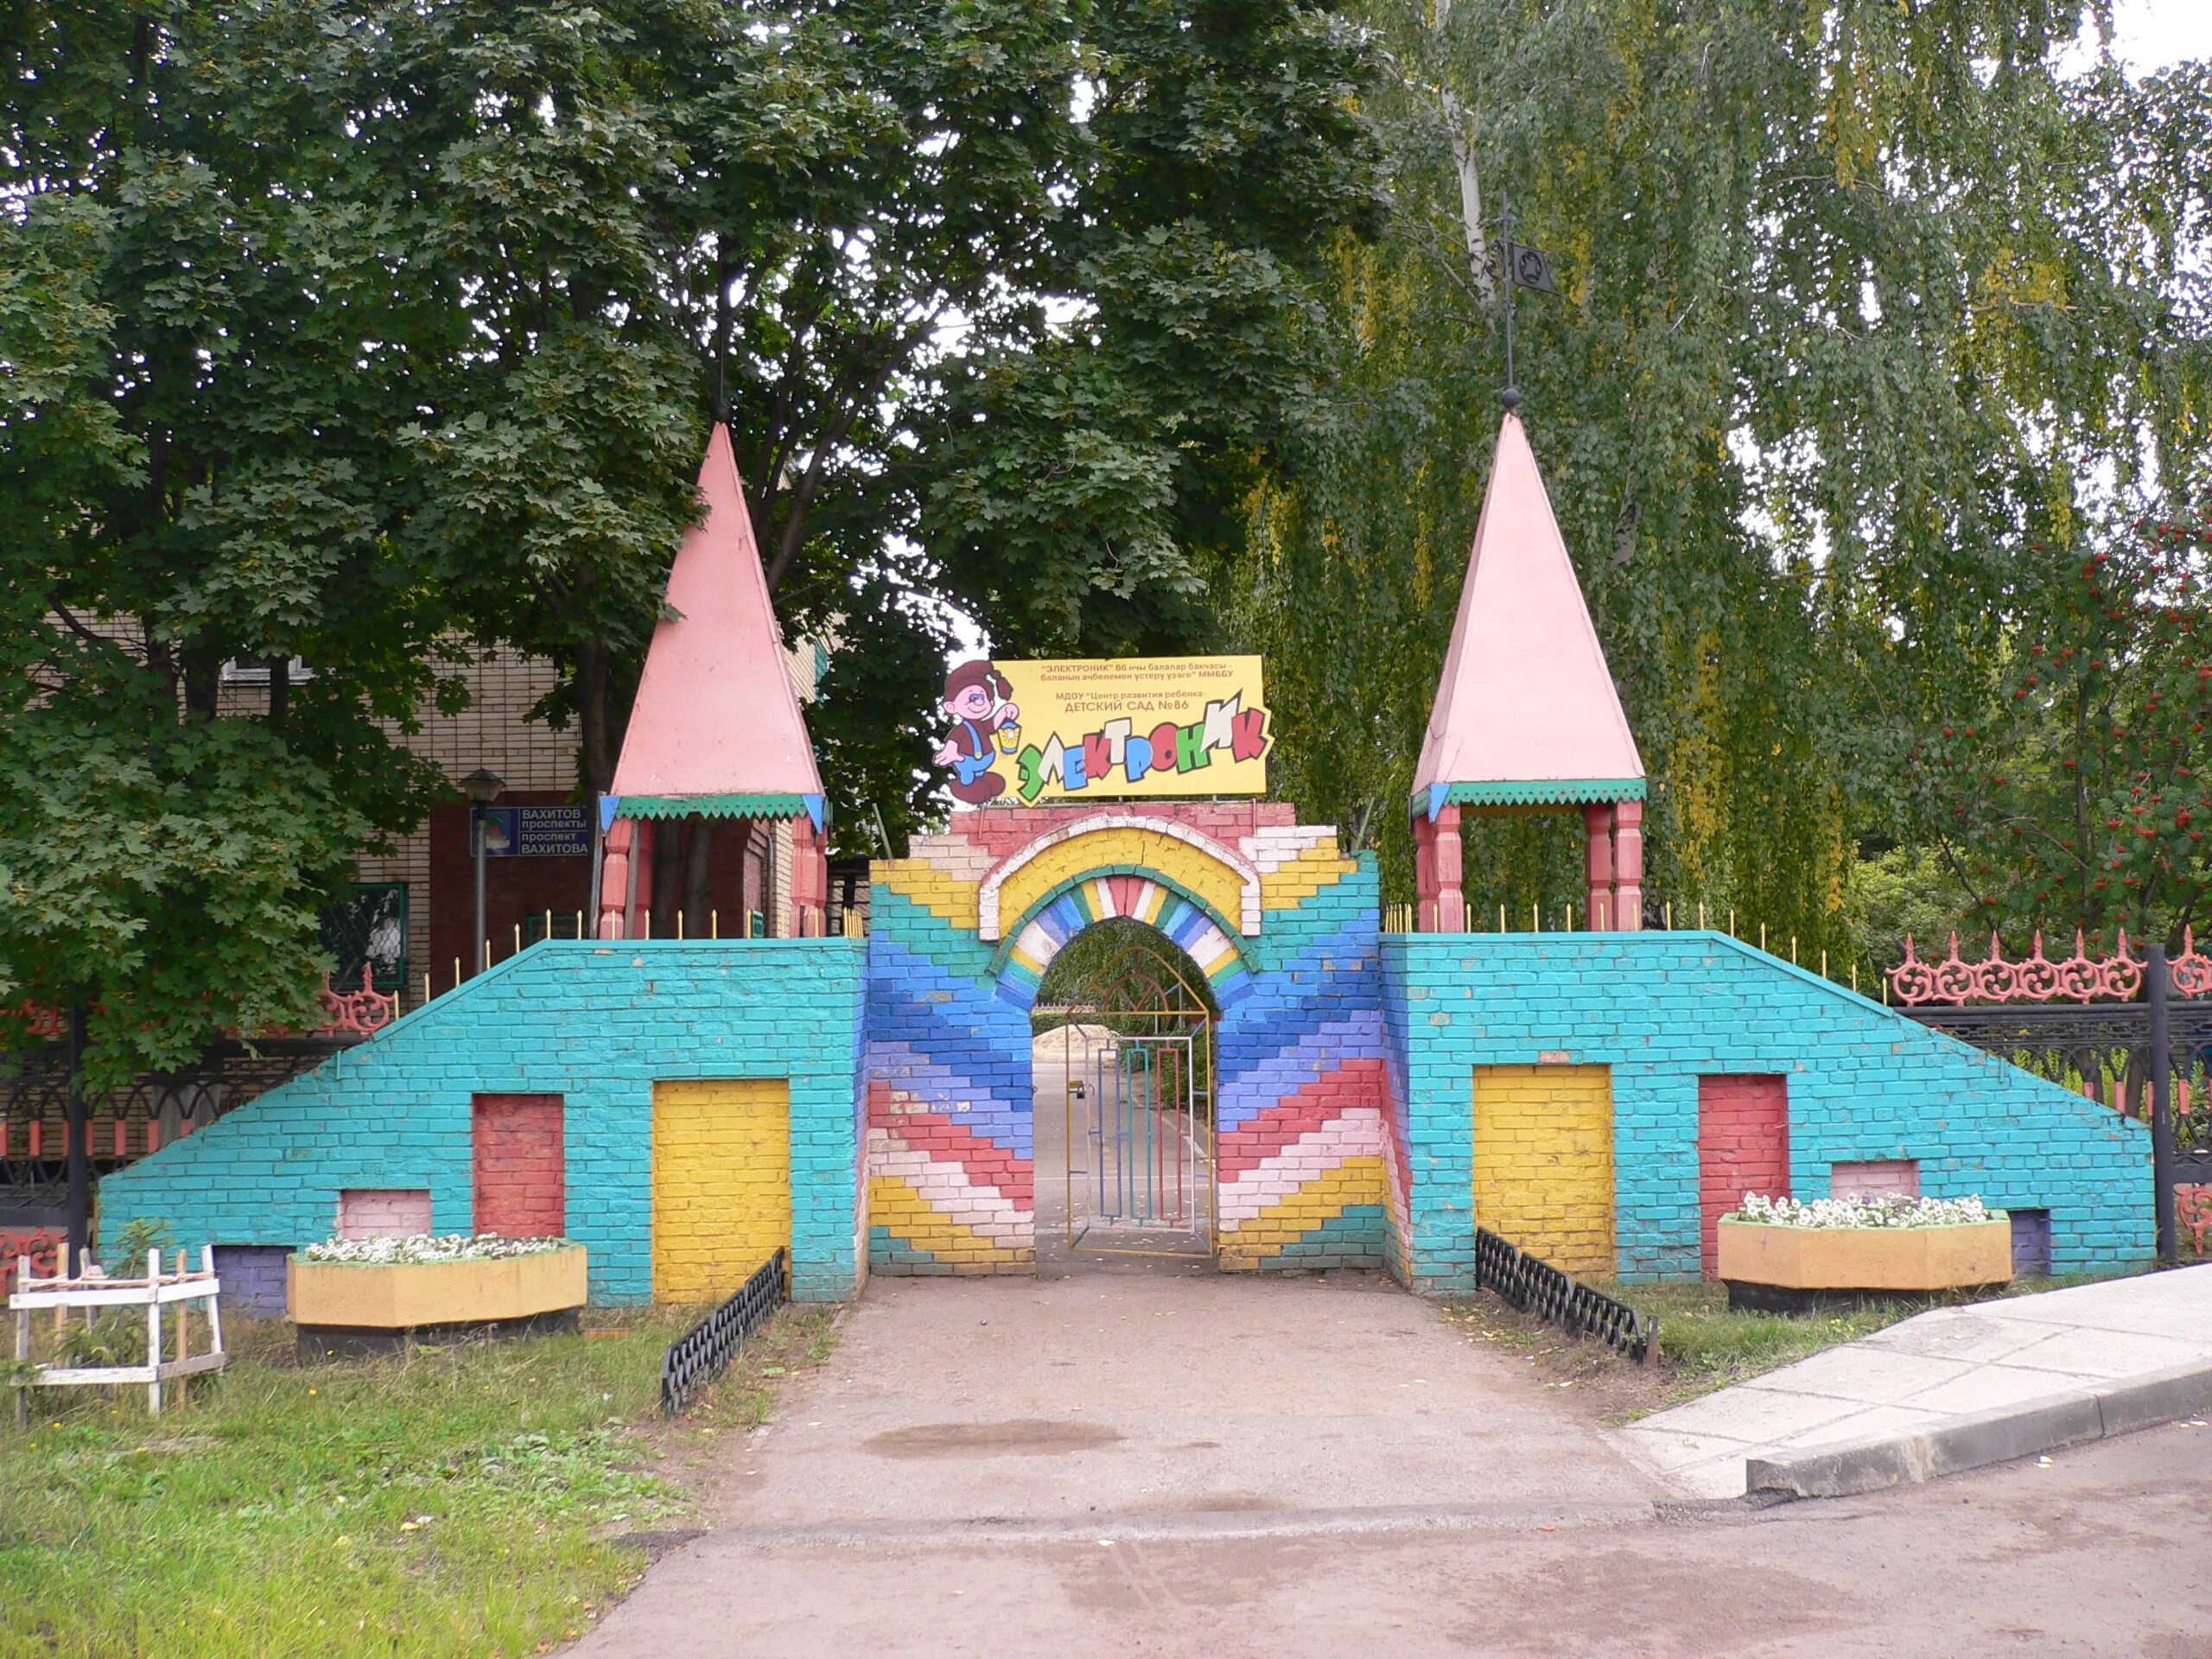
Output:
top-left (1423, 777), bottom-right (1647, 811)
top-left (616, 793), bottom-right (813, 821)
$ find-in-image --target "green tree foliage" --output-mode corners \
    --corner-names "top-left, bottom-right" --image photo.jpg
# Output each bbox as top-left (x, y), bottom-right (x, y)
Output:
top-left (1, 1), bottom-right (1383, 1068)
top-left (664, 1), bottom-right (1383, 851)
top-left (1911, 506), bottom-right (2212, 948)
top-left (1233, 2), bottom-right (2212, 958)
top-left (2, 3), bottom-right (456, 1075)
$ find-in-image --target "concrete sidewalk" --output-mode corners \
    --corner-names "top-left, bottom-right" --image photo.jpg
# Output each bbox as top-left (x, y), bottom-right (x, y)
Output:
top-left (1618, 1262), bottom-right (2212, 1498)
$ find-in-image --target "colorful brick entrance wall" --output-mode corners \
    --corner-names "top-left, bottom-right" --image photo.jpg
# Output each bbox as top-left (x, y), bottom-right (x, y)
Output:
top-left (93, 879), bottom-right (2157, 1306)
top-left (862, 804), bottom-right (1395, 1274)
top-left (1382, 931), bottom-right (2152, 1289)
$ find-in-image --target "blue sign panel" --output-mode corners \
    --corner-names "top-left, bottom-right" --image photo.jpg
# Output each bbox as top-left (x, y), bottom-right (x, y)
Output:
top-left (476, 804), bottom-right (592, 858)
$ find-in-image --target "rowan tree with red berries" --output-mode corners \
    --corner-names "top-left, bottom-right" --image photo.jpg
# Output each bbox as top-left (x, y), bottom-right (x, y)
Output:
top-left (1911, 507), bottom-right (2212, 950)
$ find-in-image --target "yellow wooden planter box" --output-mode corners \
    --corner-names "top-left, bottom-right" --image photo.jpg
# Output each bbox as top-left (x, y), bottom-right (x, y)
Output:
top-left (1716, 1218), bottom-right (2012, 1294)
top-left (288, 1246), bottom-right (588, 1331)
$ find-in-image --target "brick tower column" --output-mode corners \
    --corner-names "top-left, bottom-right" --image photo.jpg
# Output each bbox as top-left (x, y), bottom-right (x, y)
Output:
top-left (1583, 803), bottom-right (1615, 931)
top-left (596, 818), bottom-right (634, 940)
top-left (1611, 799), bottom-right (1644, 931)
top-left (1434, 804), bottom-right (1465, 932)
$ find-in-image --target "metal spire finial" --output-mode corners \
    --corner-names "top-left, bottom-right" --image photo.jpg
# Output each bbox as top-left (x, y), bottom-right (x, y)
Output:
top-left (1491, 187), bottom-right (1560, 416)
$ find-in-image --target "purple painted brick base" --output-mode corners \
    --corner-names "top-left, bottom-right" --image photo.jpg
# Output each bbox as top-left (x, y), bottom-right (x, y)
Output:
top-left (213, 1244), bottom-right (291, 1316)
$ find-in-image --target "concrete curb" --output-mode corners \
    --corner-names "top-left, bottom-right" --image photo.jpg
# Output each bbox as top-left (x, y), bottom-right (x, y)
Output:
top-left (1745, 1360), bottom-right (2212, 1499)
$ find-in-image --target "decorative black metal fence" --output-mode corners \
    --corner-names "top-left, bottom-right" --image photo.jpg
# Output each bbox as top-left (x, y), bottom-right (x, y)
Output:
top-left (1899, 1003), bottom-right (2212, 1154)
top-left (0, 1039), bottom-right (355, 1197)
top-left (660, 1249), bottom-right (789, 1414)
top-left (1474, 1227), bottom-right (1656, 1363)
top-left (1889, 938), bottom-right (2212, 1265)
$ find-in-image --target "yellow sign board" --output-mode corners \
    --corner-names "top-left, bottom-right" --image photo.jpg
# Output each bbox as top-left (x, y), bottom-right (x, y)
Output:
top-left (932, 656), bottom-right (1271, 804)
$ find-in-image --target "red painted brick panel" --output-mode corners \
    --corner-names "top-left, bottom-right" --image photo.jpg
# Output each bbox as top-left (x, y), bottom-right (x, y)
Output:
top-left (1697, 1074), bottom-right (1789, 1280)
top-left (473, 1094), bottom-right (566, 1237)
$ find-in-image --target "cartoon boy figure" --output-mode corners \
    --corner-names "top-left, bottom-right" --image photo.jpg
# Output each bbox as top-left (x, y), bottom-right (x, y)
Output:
top-left (933, 659), bottom-right (1020, 804)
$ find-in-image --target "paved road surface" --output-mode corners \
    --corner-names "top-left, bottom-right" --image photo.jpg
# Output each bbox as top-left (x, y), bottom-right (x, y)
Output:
top-left (573, 1271), bottom-right (2212, 1656)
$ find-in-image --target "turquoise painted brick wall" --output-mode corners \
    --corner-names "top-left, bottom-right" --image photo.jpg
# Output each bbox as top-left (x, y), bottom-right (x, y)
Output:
top-left (1381, 931), bottom-right (2152, 1291)
top-left (98, 939), bottom-right (868, 1305)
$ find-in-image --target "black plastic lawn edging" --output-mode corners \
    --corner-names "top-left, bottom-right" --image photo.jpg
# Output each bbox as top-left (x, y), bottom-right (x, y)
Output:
top-left (1474, 1228), bottom-right (1657, 1363)
top-left (660, 1249), bottom-right (787, 1414)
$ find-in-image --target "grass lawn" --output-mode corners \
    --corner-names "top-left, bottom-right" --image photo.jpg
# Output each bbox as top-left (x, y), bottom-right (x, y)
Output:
top-left (0, 1303), bottom-right (836, 1658)
top-left (1445, 1273), bottom-right (2136, 1423)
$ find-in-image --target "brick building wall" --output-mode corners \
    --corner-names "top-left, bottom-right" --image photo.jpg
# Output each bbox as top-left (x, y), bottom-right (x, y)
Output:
top-left (344, 640), bottom-right (823, 1005)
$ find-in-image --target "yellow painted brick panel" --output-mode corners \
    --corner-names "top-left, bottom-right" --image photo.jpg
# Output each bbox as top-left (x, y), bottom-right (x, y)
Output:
top-left (1259, 843), bottom-right (1356, 912)
top-left (652, 1079), bottom-right (791, 1304)
top-left (877, 860), bottom-right (980, 930)
top-left (995, 828), bottom-right (1243, 936)
top-left (867, 1176), bottom-right (1026, 1264)
top-left (1471, 1065), bottom-right (1615, 1278)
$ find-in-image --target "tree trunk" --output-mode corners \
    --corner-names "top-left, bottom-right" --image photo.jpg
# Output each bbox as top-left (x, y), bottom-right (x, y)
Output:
top-left (266, 655), bottom-right (289, 726)
top-left (577, 639), bottom-right (611, 799)
top-left (181, 652), bottom-right (219, 722)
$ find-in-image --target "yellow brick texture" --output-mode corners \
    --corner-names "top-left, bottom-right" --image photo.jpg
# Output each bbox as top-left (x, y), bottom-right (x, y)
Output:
top-left (1471, 1065), bottom-right (1615, 1278)
top-left (876, 859), bottom-right (982, 930)
top-left (1258, 842), bottom-right (1357, 912)
top-left (994, 827), bottom-right (1243, 937)
top-left (652, 1078), bottom-right (792, 1304)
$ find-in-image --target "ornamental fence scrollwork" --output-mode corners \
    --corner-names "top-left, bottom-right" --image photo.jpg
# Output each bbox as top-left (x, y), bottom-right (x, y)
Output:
top-left (1888, 931), bottom-right (2139, 1006)
top-left (2177, 930), bottom-right (2212, 1000)
top-left (1886, 927), bottom-right (2212, 1007)
top-left (13, 969), bottom-right (397, 1046)
top-left (661, 1249), bottom-right (789, 1414)
top-left (312, 966), bottom-right (400, 1037)
top-left (1473, 1227), bottom-right (1655, 1363)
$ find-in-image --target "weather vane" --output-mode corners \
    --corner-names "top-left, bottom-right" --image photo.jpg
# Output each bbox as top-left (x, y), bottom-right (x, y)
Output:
top-left (1493, 188), bottom-right (1560, 412)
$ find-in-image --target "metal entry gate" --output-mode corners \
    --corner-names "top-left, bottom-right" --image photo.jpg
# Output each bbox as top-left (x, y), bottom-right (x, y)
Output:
top-left (1077, 1034), bottom-right (1204, 1238)
top-left (1033, 918), bottom-right (1216, 1256)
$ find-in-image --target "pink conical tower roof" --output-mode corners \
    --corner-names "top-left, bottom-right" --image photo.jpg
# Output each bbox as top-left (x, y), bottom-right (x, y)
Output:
top-left (1411, 412), bottom-right (1643, 813)
top-left (607, 423), bottom-right (825, 823)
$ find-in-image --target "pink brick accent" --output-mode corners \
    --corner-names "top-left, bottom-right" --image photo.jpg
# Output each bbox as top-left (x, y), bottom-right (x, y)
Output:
top-left (868, 1081), bottom-right (1034, 1211)
top-left (1215, 1059), bottom-right (1390, 1180)
top-left (338, 1188), bottom-right (432, 1240)
top-left (472, 1094), bottom-right (565, 1237)
top-left (1831, 1159), bottom-right (1920, 1200)
top-left (1697, 1074), bottom-right (1789, 1279)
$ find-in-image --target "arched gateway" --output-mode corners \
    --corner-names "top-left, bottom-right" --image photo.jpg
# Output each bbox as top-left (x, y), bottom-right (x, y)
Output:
top-left (864, 805), bottom-right (1397, 1274)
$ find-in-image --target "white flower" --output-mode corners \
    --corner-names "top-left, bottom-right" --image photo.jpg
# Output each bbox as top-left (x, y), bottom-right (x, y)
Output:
top-left (300, 1234), bottom-right (573, 1265)
top-left (1726, 1192), bottom-right (2001, 1230)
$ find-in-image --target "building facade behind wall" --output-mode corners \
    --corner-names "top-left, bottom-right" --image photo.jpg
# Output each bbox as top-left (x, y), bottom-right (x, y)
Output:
top-left (283, 641), bottom-right (823, 1001)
